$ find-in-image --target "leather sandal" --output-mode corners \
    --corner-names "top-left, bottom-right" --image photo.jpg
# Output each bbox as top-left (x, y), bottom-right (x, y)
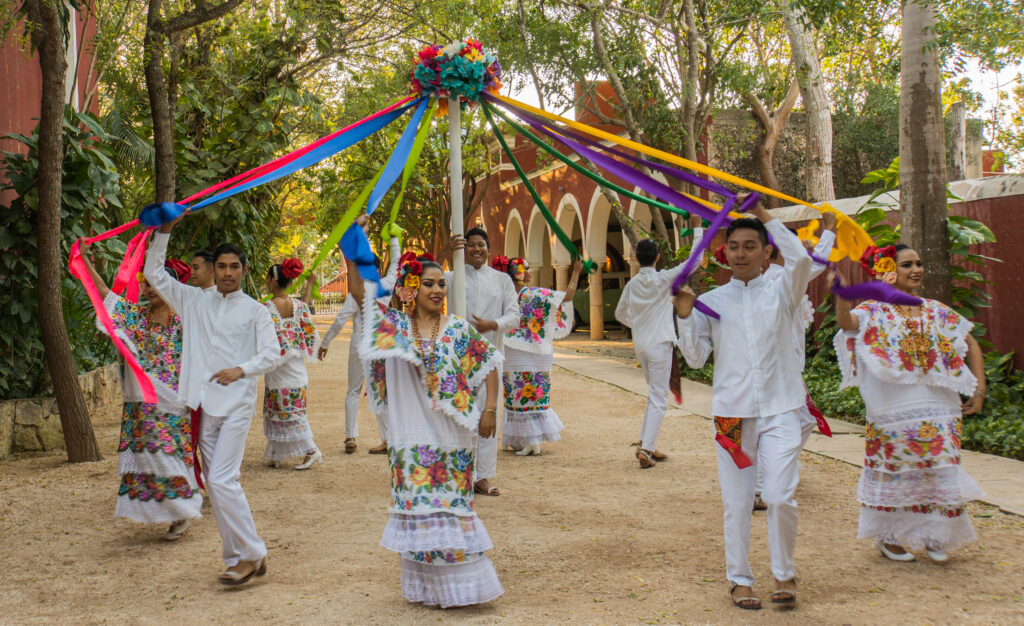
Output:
top-left (368, 441), bottom-right (388, 454)
top-left (771, 578), bottom-right (797, 606)
top-left (344, 438), bottom-right (357, 454)
top-left (651, 450), bottom-right (668, 461)
top-left (636, 448), bottom-right (656, 469)
top-left (730, 583), bottom-right (761, 610)
top-left (218, 557), bottom-right (266, 586)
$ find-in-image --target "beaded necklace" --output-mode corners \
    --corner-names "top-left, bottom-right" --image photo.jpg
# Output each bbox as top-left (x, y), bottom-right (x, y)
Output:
top-left (412, 311), bottom-right (442, 409)
top-left (894, 303), bottom-right (933, 369)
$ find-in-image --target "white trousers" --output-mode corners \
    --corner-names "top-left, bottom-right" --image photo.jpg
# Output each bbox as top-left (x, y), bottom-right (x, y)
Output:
top-left (717, 410), bottom-right (803, 587)
top-left (474, 364), bottom-right (501, 481)
top-left (637, 342), bottom-right (673, 452)
top-left (755, 405), bottom-right (816, 496)
top-left (346, 343), bottom-right (389, 442)
top-left (200, 410), bottom-right (267, 567)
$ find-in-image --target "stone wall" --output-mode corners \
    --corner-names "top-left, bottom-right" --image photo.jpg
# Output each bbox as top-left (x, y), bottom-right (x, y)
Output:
top-left (0, 363), bottom-right (121, 460)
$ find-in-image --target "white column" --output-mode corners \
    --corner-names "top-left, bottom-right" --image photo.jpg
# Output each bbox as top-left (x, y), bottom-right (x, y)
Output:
top-left (589, 266), bottom-right (604, 340)
top-left (449, 103), bottom-right (466, 317)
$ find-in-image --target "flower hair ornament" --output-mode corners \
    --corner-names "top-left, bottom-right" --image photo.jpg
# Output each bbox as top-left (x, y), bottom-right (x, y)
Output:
top-left (271, 257), bottom-right (304, 283)
top-left (138, 259), bottom-right (191, 284)
top-left (860, 245), bottom-right (898, 285)
top-left (397, 251), bottom-right (425, 303)
top-left (507, 257), bottom-right (527, 281)
top-left (490, 255), bottom-right (510, 273)
top-left (713, 243), bottom-right (728, 267)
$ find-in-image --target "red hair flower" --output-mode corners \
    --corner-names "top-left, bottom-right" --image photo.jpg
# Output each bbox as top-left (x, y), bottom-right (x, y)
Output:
top-left (490, 255), bottom-right (510, 273)
top-left (713, 243), bottom-right (728, 266)
top-left (164, 259), bottom-right (191, 284)
top-left (281, 257), bottom-right (304, 279)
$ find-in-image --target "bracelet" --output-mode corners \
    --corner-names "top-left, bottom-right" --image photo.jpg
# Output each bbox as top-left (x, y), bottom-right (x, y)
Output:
top-left (483, 409), bottom-right (497, 416)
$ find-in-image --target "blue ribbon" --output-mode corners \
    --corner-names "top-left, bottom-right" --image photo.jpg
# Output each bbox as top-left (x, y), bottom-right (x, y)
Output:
top-left (366, 98), bottom-right (429, 215)
top-left (139, 202), bottom-right (188, 227)
top-left (179, 97), bottom-right (424, 214)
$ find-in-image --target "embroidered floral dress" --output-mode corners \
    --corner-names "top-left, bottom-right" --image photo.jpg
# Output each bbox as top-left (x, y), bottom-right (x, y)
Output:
top-left (358, 286), bottom-right (504, 608)
top-left (501, 287), bottom-right (573, 449)
top-left (836, 298), bottom-right (982, 551)
top-left (101, 292), bottom-right (201, 524)
top-left (263, 298), bottom-right (320, 460)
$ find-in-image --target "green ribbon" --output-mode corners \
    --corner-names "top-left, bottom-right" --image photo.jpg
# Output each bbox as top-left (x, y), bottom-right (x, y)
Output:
top-left (482, 105), bottom-right (597, 274)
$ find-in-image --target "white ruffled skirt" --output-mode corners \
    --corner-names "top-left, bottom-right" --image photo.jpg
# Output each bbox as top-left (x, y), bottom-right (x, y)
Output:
top-left (382, 511), bottom-right (503, 608)
top-left (501, 348), bottom-right (564, 449)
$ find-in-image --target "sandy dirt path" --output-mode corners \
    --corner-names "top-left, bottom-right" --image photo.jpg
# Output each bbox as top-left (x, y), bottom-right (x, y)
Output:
top-left (1, 328), bottom-right (1023, 624)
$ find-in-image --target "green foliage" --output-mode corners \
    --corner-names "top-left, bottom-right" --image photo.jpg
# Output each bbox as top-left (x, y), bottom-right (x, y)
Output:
top-left (1, 109), bottom-right (123, 400)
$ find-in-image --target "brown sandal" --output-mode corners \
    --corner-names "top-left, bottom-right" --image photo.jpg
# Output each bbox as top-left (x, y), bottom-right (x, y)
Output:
top-left (344, 438), bottom-right (357, 454)
top-left (368, 441), bottom-right (388, 454)
top-left (474, 480), bottom-right (500, 496)
top-left (730, 583), bottom-right (761, 610)
top-left (636, 448), bottom-right (656, 469)
top-left (771, 578), bottom-right (796, 605)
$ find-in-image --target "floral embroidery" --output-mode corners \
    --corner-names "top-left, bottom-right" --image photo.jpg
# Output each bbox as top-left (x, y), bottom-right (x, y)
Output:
top-left (865, 504), bottom-right (965, 518)
top-left (503, 370), bottom-right (551, 412)
top-left (365, 304), bottom-right (499, 426)
top-left (505, 287), bottom-right (571, 350)
top-left (715, 417), bottom-right (743, 447)
top-left (389, 445), bottom-right (475, 515)
top-left (119, 402), bottom-right (194, 465)
top-left (864, 417), bottom-right (963, 472)
top-left (845, 299), bottom-right (975, 395)
top-left (267, 299), bottom-right (317, 359)
top-left (111, 298), bottom-right (182, 389)
top-left (403, 549), bottom-right (482, 565)
top-left (118, 473), bottom-right (194, 501)
top-left (263, 386), bottom-right (307, 420)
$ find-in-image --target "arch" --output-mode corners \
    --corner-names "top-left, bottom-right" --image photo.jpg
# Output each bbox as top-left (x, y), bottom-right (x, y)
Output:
top-left (554, 193), bottom-right (584, 266)
top-left (504, 210), bottom-right (526, 258)
top-left (624, 186), bottom-right (653, 259)
top-left (585, 188), bottom-right (614, 263)
top-left (526, 206), bottom-right (554, 288)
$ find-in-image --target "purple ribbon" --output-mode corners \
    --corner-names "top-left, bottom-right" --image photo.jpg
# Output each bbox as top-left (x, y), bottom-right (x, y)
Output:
top-left (832, 278), bottom-right (923, 306)
top-left (694, 300), bottom-right (721, 320)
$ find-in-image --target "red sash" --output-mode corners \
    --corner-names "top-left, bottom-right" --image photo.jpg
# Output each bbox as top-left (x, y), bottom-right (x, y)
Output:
top-left (714, 417), bottom-right (752, 468)
top-left (669, 349), bottom-right (683, 405)
top-left (190, 407), bottom-right (205, 489)
top-left (805, 389), bottom-right (832, 437)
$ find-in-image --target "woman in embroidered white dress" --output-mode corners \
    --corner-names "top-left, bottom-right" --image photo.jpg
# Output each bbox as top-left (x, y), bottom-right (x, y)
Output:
top-left (833, 244), bottom-right (986, 562)
top-left (494, 256), bottom-right (581, 456)
top-left (346, 230), bottom-right (504, 608)
top-left (263, 258), bottom-right (322, 470)
top-left (79, 240), bottom-right (201, 541)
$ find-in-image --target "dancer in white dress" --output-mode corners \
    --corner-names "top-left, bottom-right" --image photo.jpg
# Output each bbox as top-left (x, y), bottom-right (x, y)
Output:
top-left (833, 244), bottom-right (986, 562)
top-left (79, 241), bottom-right (201, 541)
top-left (263, 258), bottom-right (322, 470)
top-left (493, 256), bottom-right (581, 456)
top-left (346, 228), bottom-right (504, 608)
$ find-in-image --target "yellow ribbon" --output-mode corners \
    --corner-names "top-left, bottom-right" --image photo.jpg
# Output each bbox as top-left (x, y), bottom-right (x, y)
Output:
top-left (495, 95), bottom-right (873, 261)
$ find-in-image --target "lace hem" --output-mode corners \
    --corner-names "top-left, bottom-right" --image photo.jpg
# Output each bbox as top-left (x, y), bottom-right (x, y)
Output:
top-left (114, 493), bottom-right (202, 524)
top-left (400, 556), bottom-right (504, 608)
top-left (858, 466), bottom-right (982, 507)
top-left (381, 511), bottom-right (493, 554)
top-left (263, 437), bottom-right (317, 461)
top-left (263, 417), bottom-right (314, 442)
top-left (858, 505), bottom-right (977, 551)
top-left (866, 404), bottom-right (962, 426)
top-left (118, 449), bottom-right (195, 479)
top-left (502, 409), bottom-right (564, 447)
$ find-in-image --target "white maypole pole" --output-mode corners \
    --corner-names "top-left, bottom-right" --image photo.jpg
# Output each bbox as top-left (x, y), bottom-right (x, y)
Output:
top-left (449, 100), bottom-right (467, 317)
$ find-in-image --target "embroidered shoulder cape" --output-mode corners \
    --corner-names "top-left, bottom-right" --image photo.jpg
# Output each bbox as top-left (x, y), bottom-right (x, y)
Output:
top-left (834, 298), bottom-right (976, 396)
top-left (359, 287), bottom-right (503, 433)
top-left (267, 298), bottom-right (318, 361)
top-left (504, 287), bottom-right (573, 355)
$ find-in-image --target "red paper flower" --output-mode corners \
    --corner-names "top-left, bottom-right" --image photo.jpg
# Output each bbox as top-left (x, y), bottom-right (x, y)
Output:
top-left (713, 243), bottom-right (728, 266)
top-left (164, 259), bottom-right (192, 284)
top-left (490, 255), bottom-right (510, 273)
top-left (281, 257), bottom-right (304, 279)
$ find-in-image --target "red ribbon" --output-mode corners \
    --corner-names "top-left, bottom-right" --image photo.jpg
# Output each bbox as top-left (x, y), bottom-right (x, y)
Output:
top-left (715, 433), bottom-right (753, 468)
top-left (190, 407), bottom-right (205, 490)
top-left (805, 389), bottom-right (832, 437)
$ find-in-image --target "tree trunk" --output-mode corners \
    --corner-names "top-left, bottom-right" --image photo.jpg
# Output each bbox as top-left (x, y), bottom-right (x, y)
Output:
top-left (783, 1), bottom-right (835, 202)
top-left (900, 0), bottom-right (952, 303)
top-left (950, 101), bottom-right (967, 182)
top-left (144, 0), bottom-right (176, 202)
top-left (25, 0), bottom-right (101, 463)
top-left (743, 80), bottom-right (800, 208)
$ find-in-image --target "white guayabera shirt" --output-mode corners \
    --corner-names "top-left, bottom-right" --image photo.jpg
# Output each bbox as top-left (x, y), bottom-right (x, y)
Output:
top-left (145, 232), bottom-right (280, 417)
top-left (676, 219), bottom-right (812, 418)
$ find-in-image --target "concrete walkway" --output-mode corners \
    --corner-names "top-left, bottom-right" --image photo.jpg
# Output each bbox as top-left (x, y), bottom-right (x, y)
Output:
top-left (553, 346), bottom-right (1024, 517)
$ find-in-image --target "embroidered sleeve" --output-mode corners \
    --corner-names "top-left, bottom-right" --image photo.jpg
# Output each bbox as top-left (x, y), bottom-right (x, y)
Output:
top-left (296, 300), bottom-right (319, 360)
top-left (553, 296), bottom-right (574, 341)
top-left (504, 287), bottom-right (572, 354)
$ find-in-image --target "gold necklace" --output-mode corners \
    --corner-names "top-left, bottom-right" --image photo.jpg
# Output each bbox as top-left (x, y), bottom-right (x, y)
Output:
top-left (411, 312), bottom-right (442, 408)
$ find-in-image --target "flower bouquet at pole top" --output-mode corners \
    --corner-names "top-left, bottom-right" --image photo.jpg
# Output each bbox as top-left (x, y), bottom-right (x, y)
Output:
top-left (410, 38), bottom-right (502, 112)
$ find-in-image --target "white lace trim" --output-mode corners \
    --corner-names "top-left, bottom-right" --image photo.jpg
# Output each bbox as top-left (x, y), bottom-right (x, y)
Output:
top-left (115, 451), bottom-right (201, 524)
top-left (866, 404), bottom-right (963, 426)
top-left (263, 437), bottom-right (318, 461)
top-left (858, 506), bottom-right (977, 552)
top-left (858, 466), bottom-right (983, 507)
top-left (381, 511), bottom-right (493, 554)
top-left (501, 408), bottom-right (564, 447)
top-left (263, 416), bottom-right (314, 442)
top-left (400, 556), bottom-right (504, 608)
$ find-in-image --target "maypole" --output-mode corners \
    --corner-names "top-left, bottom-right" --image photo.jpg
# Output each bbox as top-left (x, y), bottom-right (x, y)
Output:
top-left (449, 103), bottom-right (466, 317)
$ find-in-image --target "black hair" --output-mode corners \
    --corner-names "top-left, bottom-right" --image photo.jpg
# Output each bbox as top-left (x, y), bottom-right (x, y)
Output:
top-left (636, 239), bottom-right (659, 266)
top-left (465, 227), bottom-right (489, 248)
top-left (418, 257), bottom-right (444, 274)
top-left (266, 264), bottom-right (293, 289)
top-left (213, 243), bottom-right (247, 267)
top-left (725, 218), bottom-right (769, 248)
top-left (770, 227), bottom-right (800, 261)
top-left (894, 244), bottom-right (911, 253)
top-left (163, 266), bottom-right (180, 280)
top-left (192, 249), bottom-right (215, 265)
